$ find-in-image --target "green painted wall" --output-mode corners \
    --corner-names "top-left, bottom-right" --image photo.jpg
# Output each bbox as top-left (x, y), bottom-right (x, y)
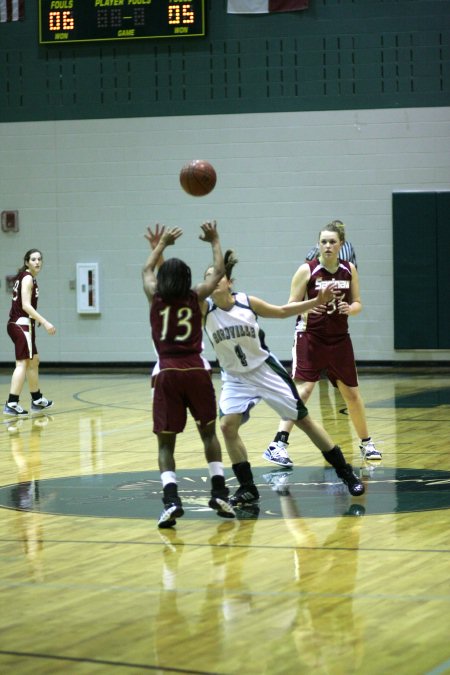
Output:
top-left (1, 0), bottom-right (449, 123)
top-left (393, 191), bottom-right (450, 349)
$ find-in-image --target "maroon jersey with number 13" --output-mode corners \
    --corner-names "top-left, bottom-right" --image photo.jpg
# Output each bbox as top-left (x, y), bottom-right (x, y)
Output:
top-left (150, 290), bottom-right (204, 369)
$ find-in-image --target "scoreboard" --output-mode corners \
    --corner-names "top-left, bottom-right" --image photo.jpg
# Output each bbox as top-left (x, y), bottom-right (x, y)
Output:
top-left (38, 0), bottom-right (206, 44)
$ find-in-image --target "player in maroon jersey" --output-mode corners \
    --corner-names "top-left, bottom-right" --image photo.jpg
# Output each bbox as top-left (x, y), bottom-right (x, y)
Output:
top-left (142, 221), bottom-right (235, 528)
top-left (265, 221), bottom-right (381, 470)
top-left (4, 249), bottom-right (56, 417)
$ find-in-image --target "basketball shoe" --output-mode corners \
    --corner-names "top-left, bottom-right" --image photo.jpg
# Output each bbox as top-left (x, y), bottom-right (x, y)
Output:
top-left (334, 464), bottom-right (365, 496)
top-left (262, 441), bottom-right (294, 468)
top-left (3, 402), bottom-right (28, 416)
top-left (209, 489), bottom-right (236, 519)
top-left (158, 498), bottom-right (184, 529)
top-left (228, 485), bottom-right (260, 507)
top-left (359, 439), bottom-right (382, 461)
top-left (31, 396), bottom-right (53, 412)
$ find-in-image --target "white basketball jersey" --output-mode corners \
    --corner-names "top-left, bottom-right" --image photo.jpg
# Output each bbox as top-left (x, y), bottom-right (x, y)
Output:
top-left (204, 292), bottom-right (270, 375)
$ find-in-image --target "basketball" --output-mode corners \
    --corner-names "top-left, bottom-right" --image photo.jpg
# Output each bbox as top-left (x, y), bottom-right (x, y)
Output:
top-left (179, 160), bottom-right (217, 197)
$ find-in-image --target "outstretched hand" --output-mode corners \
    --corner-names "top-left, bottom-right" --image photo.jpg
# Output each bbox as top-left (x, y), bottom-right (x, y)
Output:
top-left (199, 220), bottom-right (218, 243)
top-left (162, 227), bottom-right (183, 246)
top-left (144, 223), bottom-right (165, 250)
top-left (145, 224), bottom-right (183, 248)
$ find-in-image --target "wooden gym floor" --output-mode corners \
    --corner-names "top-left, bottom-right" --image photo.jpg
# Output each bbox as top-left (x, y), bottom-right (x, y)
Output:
top-left (0, 371), bottom-right (449, 675)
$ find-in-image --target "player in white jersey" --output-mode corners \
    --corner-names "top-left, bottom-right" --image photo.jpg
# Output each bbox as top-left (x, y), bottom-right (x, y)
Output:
top-left (202, 251), bottom-right (365, 506)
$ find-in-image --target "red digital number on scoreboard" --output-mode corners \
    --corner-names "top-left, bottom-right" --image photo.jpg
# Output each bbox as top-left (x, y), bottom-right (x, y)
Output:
top-left (49, 10), bottom-right (75, 31)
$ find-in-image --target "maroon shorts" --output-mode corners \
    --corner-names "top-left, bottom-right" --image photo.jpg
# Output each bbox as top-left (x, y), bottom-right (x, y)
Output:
top-left (292, 332), bottom-right (358, 388)
top-left (7, 322), bottom-right (37, 361)
top-left (152, 367), bottom-right (217, 434)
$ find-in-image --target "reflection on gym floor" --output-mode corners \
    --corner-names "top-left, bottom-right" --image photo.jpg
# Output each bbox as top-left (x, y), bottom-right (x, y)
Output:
top-left (0, 372), bottom-right (449, 674)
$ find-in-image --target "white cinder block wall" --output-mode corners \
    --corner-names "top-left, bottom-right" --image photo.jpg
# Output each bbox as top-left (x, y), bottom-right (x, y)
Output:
top-left (1, 106), bottom-right (449, 366)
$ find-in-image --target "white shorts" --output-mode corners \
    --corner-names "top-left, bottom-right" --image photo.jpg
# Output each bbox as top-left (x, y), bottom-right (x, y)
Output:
top-left (219, 356), bottom-right (308, 422)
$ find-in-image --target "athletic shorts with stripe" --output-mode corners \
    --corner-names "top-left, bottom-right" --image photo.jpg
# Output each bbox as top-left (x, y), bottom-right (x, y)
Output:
top-left (219, 355), bottom-right (308, 423)
top-left (152, 367), bottom-right (218, 434)
top-left (7, 321), bottom-right (36, 360)
top-left (292, 332), bottom-right (358, 388)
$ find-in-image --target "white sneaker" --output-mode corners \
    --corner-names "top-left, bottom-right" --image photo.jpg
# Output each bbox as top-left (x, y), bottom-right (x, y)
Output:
top-left (31, 396), bottom-right (53, 412)
top-left (359, 439), bottom-right (382, 461)
top-left (262, 441), bottom-right (294, 468)
top-left (3, 402), bottom-right (28, 416)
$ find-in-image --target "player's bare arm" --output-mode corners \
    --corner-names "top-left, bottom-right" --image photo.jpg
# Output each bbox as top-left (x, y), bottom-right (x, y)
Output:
top-left (142, 226), bottom-right (183, 302)
top-left (337, 262), bottom-right (362, 316)
top-left (21, 275), bottom-right (56, 334)
top-left (288, 263), bottom-right (310, 303)
top-left (196, 221), bottom-right (225, 302)
top-left (249, 284), bottom-right (336, 319)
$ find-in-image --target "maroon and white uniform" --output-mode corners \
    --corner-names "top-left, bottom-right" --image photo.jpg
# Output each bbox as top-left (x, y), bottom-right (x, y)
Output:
top-left (292, 260), bottom-right (358, 387)
top-left (7, 270), bottom-right (38, 360)
top-left (150, 290), bottom-right (217, 433)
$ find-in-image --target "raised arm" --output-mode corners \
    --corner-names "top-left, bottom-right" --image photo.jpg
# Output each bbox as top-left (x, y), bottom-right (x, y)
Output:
top-left (194, 221), bottom-right (225, 301)
top-left (144, 223), bottom-right (166, 266)
top-left (142, 226), bottom-right (183, 302)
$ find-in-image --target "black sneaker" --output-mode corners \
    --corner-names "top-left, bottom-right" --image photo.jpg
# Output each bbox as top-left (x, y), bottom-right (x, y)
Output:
top-left (157, 500), bottom-right (184, 529)
top-left (229, 485), bottom-right (260, 507)
top-left (335, 464), bottom-right (365, 497)
top-left (209, 488), bottom-right (236, 519)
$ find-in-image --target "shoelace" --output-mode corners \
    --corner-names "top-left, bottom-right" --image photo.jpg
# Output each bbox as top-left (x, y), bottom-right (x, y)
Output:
top-left (271, 445), bottom-right (289, 459)
top-left (362, 441), bottom-right (380, 455)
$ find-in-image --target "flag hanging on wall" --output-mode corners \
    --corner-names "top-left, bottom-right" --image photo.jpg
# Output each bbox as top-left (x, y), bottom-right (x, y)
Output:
top-left (0, 0), bottom-right (24, 22)
top-left (227, 0), bottom-right (309, 13)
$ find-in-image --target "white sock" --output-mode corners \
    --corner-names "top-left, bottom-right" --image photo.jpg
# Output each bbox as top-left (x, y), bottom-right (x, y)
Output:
top-left (161, 471), bottom-right (177, 487)
top-left (208, 461), bottom-right (224, 478)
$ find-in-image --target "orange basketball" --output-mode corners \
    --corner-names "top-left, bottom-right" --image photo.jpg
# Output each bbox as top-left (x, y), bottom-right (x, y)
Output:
top-left (179, 160), bottom-right (217, 197)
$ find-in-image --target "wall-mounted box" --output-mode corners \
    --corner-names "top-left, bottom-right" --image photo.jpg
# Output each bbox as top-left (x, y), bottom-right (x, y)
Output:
top-left (76, 263), bottom-right (100, 314)
top-left (1, 211), bottom-right (19, 233)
